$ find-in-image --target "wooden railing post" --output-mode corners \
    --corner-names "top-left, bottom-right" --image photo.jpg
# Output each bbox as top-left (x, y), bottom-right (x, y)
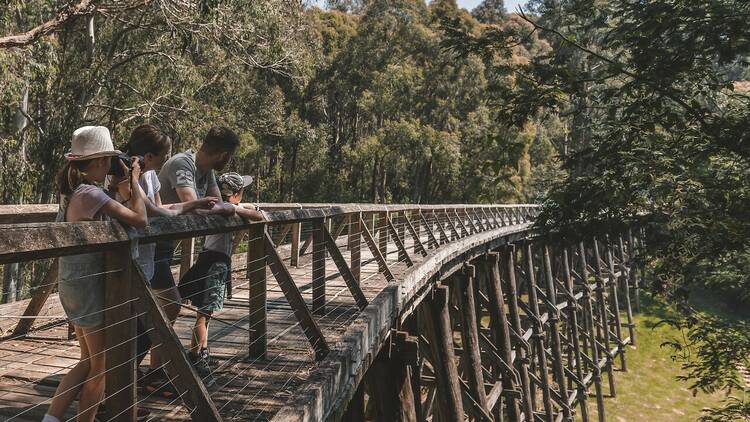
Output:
top-left (248, 223), bottom-right (267, 359)
top-left (378, 211), bottom-right (389, 259)
top-left (395, 212), bottom-right (407, 262)
top-left (290, 222), bottom-right (301, 267)
top-left (312, 218), bottom-right (326, 314)
top-left (412, 210), bottom-right (421, 254)
top-left (348, 212), bottom-right (361, 283)
top-left (105, 246), bottom-right (137, 422)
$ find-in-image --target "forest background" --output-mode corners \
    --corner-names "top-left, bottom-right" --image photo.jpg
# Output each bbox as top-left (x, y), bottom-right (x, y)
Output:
top-left (3, 0), bottom-right (750, 420)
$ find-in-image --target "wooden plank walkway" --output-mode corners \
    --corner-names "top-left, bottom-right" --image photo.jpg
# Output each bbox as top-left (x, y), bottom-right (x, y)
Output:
top-left (0, 224), bottom-right (427, 421)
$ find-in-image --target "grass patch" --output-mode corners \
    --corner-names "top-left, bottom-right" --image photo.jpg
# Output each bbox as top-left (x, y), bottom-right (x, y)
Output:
top-left (581, 291), bottom-right (732, 421)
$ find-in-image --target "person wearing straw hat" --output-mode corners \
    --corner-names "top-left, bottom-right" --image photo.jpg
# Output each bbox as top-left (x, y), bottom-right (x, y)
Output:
top-left (170, 172), bottom-right (263, 385)
top-left (44, 126), bottom-right (149, 422)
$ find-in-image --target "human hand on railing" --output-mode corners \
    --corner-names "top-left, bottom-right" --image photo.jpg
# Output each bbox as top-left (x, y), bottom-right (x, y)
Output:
top-left (180, 197), bottom-right (218, 214)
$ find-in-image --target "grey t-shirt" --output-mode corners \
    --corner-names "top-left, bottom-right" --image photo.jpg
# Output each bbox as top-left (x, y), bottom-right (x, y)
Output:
top-left (158, 150), bottom-right (217, 205)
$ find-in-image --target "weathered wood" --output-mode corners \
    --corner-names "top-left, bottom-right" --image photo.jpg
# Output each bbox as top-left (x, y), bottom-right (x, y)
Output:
top-left (312, 219), bottom-right (327, 315)
top-left (421, 285), bottom-right (464, 421)
top-left (396, 212), bottom-right (407, 262)
top-left (290, 222), bottom-right (302, 267)
top-left (563, 247), bottom-right (590, 422)
top-left (386, 218), bottom-right (413, 267)
top-left (263, 232), bottom-right (329, 360)
top-left (579, 242), bottom-right (606, 422)
top-left (604, 238), bottom-right (627, 371)
top-left (418, 212), bottom-right (440, 249)
top-left (105, 247), bottom-right (137, 422)
top-left (455, 265), bottom-right (490, 417)
top-left (317, 220), bottom-right (368, 310)
top-left (247, 224), bottom-right (267, 359)
top-left (432, 211), bottom-right (450, 244)
top-left (481, 252), bottom-right (521, 421)
top-left (359, 217), bottom-right (395, 282)
top-left (523, 242), bottom-right (555, 422)
top-left (454, 209), bottom-right (471, 237)
top-left (542, 245), bottom-right (572, 420)
top-left (501, 245), bottom-right (535, 422)
top-left (444, 209), bottom-right (461, 241)
top-left (349, 213), bottom-right (361, 283)
top-left (378, 211), bottom-right (389, 258)
top-left (622, 232), bottom-right (637, 343)
top-left (12, 259), bottom-right (58, 336)
top-left (273, 224), bottom-right (292, 247)
top-left (592, 238), bottom-right (616, 397)
top-left (130, 261), bottom-right (222, 422)
top-left (342, 381), bottom-right (365, 422)
top-left (403, 213), bottom-right (427, 257)
top-left (366, 335), bottom-right (417, 422)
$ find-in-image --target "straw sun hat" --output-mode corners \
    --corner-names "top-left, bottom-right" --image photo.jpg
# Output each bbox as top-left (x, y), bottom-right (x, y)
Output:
top-left (64, 126), bottom-right (122, 161)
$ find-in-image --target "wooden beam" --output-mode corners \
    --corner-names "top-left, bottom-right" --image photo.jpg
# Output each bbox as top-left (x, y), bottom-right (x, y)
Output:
top-left (349, 213), bottom-right (362, 283)
top-left (130, 262), bottom-right (222, 422)
top-left (579, 241), bottom-right (606, 422)
top-left (290, 223), bottom-right (302, 267)
top-left (359, 217), bottom-right (395, 282)
top-left (421, 285), bottom-right (464, 421)
top-left (418, 212), bottom-right (440, 249)
top-left (247, 224), bottom-right (267, 359)
top-left (454, 266), bottom-right (490, 416)
top-left (317, 220), bottom-right (368, 310)
top-left (444, 209), bottom-right (461, 241)
top-left (264, 232), bottom-right (329, 360)
top-left (386, 218), bottom-right (413, 267)
top-left (272, 223), bottom-right (292, 247)
top-left (12, 259), bottom-right (58, 336)
top-left (432, 210), bottom-right (450, 244)
top-left (453, 209), bottom-right (471, 237)
top-left (542, 245), bottom-right (572, 420)
top-left (481, 252), bottom-right (521, 421)
top-left (562, 247), bottom-right (590, 422)
top-left (403, 213), bottom-right (427, 256)
top-left (312, 219), bottom-right (326, 315)
top-left (366, 336), bottom-right (418, 422)
top-left (502, 246), bottom-right (535, 421)
top-left (105, 248), bottom-right (137, 422)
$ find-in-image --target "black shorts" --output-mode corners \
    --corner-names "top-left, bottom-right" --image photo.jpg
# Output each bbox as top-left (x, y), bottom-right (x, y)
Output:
top-left (151, 241), bottom-right (176, 290)
top-left (177, 250), bottom-right (231, 313)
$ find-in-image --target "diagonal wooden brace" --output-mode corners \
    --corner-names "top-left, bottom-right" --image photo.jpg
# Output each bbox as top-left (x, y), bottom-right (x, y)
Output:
top-left (264, 232), bottom-right (330, 360)
top-left (386, 218), bottom-right (414, 267)
top-left (419, 213), bottom-right (440, 249)
top-left (130, 262), bottom-right (222, 422)
top-left (316, 220), bottom-right (368, 310)
top-left (403, 214), bottom-right (428, 256)
top-left (359, 217), bottom-right (395, 282)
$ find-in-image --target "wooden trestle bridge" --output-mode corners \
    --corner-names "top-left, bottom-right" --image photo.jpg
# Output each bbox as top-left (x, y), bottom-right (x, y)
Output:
top-left (0, 203), bottom-right (643, 422)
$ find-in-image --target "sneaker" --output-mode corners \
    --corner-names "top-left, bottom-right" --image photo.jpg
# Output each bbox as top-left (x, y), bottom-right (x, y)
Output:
top-left (145, 375), bottom-right (178, 399)
top-left (189, 350), bottom-right (215, 386)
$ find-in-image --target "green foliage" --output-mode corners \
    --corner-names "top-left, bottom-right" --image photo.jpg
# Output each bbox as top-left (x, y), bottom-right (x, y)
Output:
top-left (1, 0), bottom-right (556, 205)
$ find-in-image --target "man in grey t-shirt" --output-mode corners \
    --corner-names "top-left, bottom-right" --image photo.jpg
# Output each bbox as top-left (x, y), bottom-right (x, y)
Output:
top-left (146, 126), bottom-right (240, 394)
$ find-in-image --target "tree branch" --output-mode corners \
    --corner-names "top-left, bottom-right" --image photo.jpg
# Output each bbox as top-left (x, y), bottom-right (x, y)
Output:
top-left (0, 0), bottom-right (98, 49)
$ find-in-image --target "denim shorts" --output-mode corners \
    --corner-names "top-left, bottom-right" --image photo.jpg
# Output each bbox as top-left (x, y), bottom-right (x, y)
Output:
top-left (59, 252), bottom-right (106, 327)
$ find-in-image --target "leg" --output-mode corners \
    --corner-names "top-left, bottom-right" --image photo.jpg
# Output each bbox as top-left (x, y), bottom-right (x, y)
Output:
top-left (191, 311), bottom-right (211, 355)
top-left (46, 325), bottom-right (92, 419)
top-left (76, 325), bottom-right (107, 422)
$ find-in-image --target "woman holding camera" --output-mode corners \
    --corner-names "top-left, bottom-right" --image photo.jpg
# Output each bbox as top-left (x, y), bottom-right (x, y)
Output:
top-left (44, 126), bottom-right (148, 422)
top-left (121, 124), bottom-right (215, 392)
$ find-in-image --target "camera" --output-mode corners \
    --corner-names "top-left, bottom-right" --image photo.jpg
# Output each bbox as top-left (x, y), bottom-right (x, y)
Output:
top-left (109, 153), bottom-right (144, 177)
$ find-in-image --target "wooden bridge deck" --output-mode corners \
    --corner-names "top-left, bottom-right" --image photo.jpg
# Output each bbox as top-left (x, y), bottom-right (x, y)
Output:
top-left (0, 224), bottom-right (432, 421)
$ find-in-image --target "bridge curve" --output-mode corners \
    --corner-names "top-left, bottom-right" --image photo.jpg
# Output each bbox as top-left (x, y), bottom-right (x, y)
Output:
top-left (0, 204), bottom-right (640, 422)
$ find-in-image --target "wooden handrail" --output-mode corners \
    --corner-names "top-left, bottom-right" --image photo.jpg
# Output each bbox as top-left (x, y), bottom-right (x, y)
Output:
top-left (0, 204), bottom-right (540, 264)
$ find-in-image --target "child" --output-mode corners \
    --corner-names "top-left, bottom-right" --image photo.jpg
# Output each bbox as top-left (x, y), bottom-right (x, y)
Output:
top-left (177, 172), bottom-right (263, 381)
top-left (44, 126), bottom-right (148, 422)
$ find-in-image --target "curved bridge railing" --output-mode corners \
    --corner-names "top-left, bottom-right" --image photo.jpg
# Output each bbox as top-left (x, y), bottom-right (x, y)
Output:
top-left (0, 203), bottom-right (641, 422)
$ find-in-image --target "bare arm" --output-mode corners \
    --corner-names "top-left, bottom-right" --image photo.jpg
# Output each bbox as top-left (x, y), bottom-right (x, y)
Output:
top-left (102, 160), bottom-right (147, 227)
top-left (235, 205), bottom-right (265, 221)
top-left (149, 191), bottom-right (216, 217)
